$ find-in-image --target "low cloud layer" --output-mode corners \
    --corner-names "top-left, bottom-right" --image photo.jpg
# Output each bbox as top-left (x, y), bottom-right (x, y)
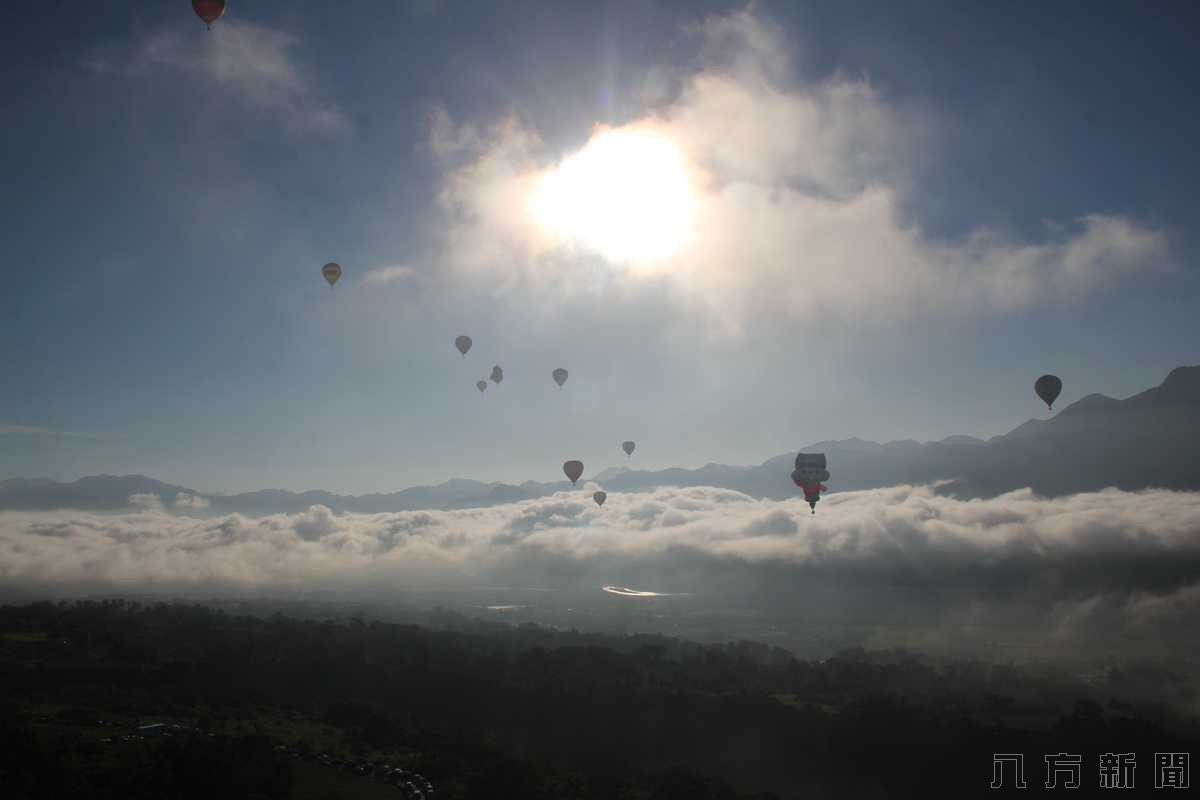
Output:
top-left (123, 493), bottom-right (206, 514)
top-left (430, 8), bottom-right (1169, 335)
top-left (5, 484), bottom-right (1200, 661)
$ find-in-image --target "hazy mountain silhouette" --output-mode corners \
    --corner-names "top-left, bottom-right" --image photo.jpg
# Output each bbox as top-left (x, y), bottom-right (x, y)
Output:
top-left (211, 477), bottom-right (497, 515)
top-left (0, 474), bottom-right (193, 510)
top-left (3, 366), bottom-right (1197, 513)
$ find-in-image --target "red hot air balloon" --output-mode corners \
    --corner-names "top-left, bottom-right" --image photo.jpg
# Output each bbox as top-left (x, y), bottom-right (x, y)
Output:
top-left (193, 0), bottom-right (226, 29)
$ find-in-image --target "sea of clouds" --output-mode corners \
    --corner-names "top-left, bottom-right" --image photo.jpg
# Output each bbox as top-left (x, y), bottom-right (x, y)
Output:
top-left (3, 484), bottom-right (1200, 662)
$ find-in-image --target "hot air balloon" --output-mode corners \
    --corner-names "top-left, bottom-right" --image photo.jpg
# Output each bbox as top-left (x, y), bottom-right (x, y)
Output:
top-left (563, 460), bottom-right (584, 486)
top-left (552, 368), bottom-right (568, 388)
top-left (490, 365), bottom-right (503, 384)
top-left (1035, 374), bottom-right (1063, 411)
top-left (593, 491), bottom-right (607, 507)
top-left (792, 453), bottom-right (830, 514)
top-left (192, 0), bottom-right (225, 29)
top-left (476, 381), bottom-right (488, 393)
top-left (321, 262), bottom-right (342, 288)
top-left (622, 441), bottom-right (636, 458)
top-left (455, 336), bottom-right (472, 358)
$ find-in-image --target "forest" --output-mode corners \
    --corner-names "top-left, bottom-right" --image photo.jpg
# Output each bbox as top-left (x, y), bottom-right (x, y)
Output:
top-left (2, 600), bottom-right (1198, 798)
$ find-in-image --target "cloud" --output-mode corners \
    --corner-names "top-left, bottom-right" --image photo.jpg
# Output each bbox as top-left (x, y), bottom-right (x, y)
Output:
top-left (293, 504), bottom-right (338, 541)
top-left (363, 265), bottom-right (419, 285)
top-left (82, 21), bottom-right (345, 135)
top-left (4, 484), bottom-right (1200, 662)
top-left (127, 494), bottom-right (164, 511)
top-left (428, 8), bottom-right (1170, 335)
top-left (173, 493), bottom-right (211, 511)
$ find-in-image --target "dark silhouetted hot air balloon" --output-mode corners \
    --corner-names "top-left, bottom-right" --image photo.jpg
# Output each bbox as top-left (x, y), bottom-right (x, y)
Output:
top-left (622, 441), bottom-right (636, 457)
top-left (1035, 374), bottom-right (1063, 411)
top-left (192, 0), bottom-right (226, 30)
top-left (476, 381), bottom-right (487, 393)
top-left (321, 262), bottom-right (342, 288)
top-left (552, 368), bottom-right (568, 388)
top-left (490, 365), bottom-right (503, 384)
top-left (593, 491), bottom-right (607, 507)
top-left (455, 336), bottom-right (472, 357)
top-left (563, 460), bottom-right (584, 486)
top-left (792, 453), bottom-right (830, 514)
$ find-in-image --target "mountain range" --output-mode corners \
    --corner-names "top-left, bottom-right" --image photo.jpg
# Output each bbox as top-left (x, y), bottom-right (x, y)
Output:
top-left (3, 366), bottom-right (1198, 515)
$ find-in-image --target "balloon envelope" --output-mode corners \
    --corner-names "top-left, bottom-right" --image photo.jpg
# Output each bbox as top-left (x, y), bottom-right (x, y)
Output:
top-left (593, 491), bottom-right (607, 507)
top-left (476, 381), bottom-right (487, 393)
top-left (455, 336), bottom-right (473, 357)
top-left (552, 368), bottom-right (568, 388)
top-left (622, 441), bottom-right (636, 457)
top-left (490, 365), bottom-right (503, 383)
top-left (321, 262), bottom-right (342, 288)
top-left (1035, 374), bottom-right (1063, 410)
top-left (794, 453), bottom-right (827, 471)
top-left (193, 0), bottom-right (225, 27)
top-left (563, 460), bottom-right (584, 485)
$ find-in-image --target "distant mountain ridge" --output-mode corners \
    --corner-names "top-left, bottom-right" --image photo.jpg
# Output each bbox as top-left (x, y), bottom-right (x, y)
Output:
top-left (3, 366), bottom-right (1198, 513)
top-left (0, 475), bottom-right (194, 510)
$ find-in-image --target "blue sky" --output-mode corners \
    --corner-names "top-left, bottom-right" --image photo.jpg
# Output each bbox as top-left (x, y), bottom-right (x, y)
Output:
top-left (2, 0), bottom-right (1198, 494)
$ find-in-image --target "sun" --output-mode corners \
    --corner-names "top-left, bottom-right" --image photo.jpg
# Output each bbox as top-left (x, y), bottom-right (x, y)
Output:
top-left (528, 126), bottom-right (697, 269)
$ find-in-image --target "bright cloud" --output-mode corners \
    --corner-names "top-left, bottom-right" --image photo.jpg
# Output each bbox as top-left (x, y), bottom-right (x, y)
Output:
top-left (429, 8), bottom-right (1169, 335)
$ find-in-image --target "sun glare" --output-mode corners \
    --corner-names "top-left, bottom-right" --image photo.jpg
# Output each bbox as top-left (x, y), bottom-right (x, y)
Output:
top-left (528, 127), bottom-right (696, 268)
